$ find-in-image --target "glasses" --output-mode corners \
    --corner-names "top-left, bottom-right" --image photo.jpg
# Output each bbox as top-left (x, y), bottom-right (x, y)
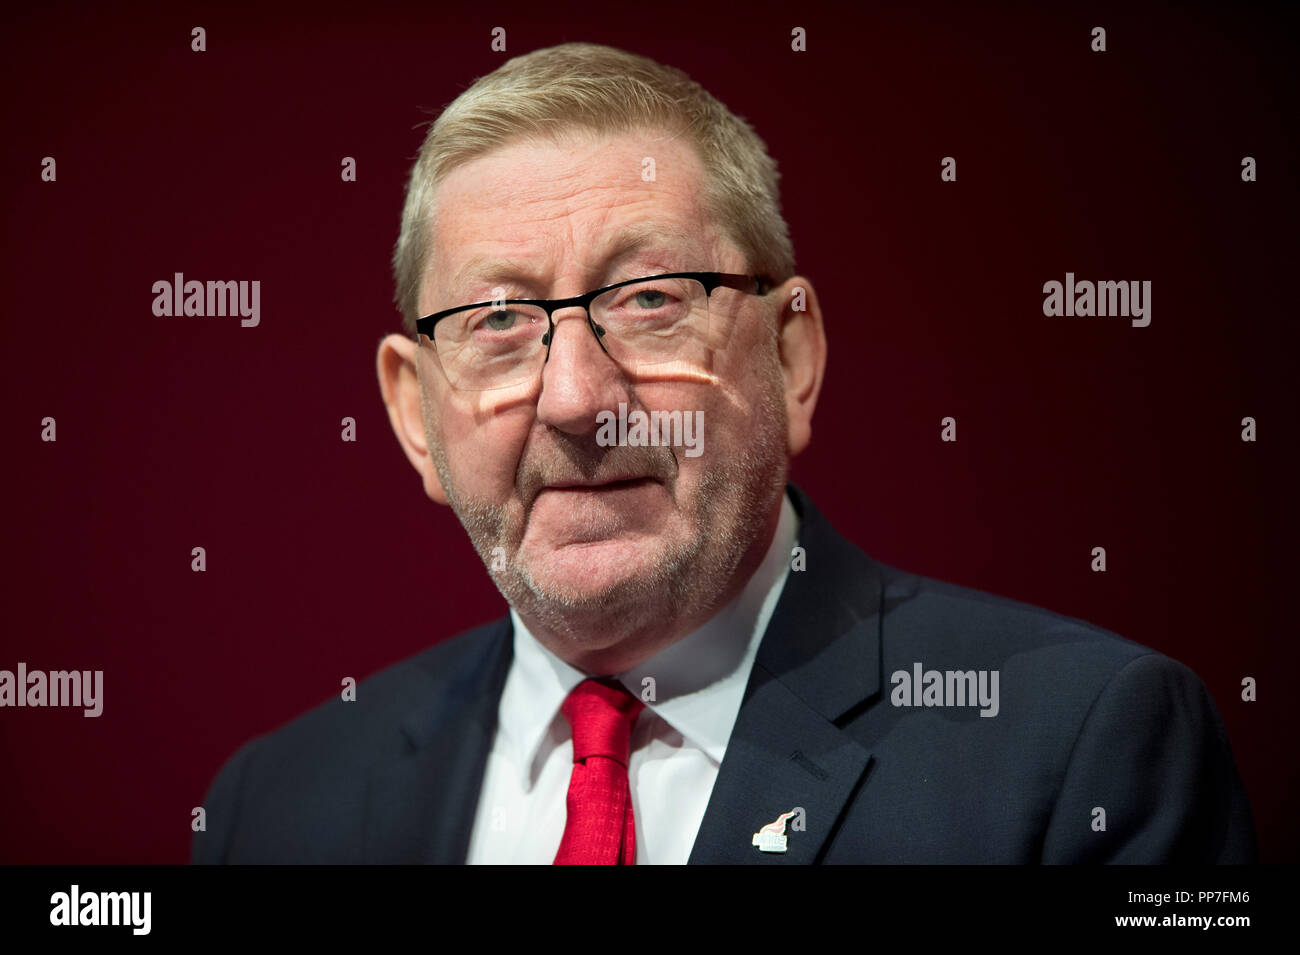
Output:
top-left (415, 271), bottom-right (774, 391)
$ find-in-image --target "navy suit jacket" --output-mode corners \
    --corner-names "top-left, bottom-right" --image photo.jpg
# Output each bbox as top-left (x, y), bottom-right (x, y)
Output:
top-left (192, 484), bottom-right (1255, 863)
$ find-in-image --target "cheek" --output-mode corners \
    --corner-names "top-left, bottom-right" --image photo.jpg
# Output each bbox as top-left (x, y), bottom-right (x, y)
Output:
top-left (711, 360), bottom-right (784, 446)
top-left (704, 392), bottom-right (758, 455)
top-left (439, 400), bottom-right (532, 489)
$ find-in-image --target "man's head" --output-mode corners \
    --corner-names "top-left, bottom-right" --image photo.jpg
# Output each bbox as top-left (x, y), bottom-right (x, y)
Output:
top-left (378, 43), bottom-right (826, 672)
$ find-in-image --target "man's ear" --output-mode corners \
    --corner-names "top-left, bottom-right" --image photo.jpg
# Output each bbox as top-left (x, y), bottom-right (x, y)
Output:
top-left (772, 276), bottom-right (827, 457)
top-left (376, 333), bottom-right (449, 505)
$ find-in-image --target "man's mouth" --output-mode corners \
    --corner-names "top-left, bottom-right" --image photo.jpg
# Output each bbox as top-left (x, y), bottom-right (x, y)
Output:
top-left (540, 476), bottom-right (657, 493)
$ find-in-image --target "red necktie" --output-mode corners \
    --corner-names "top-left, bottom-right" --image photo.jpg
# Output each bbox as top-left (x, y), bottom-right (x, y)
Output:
top-left (553, 678), bottom-right (645, 865)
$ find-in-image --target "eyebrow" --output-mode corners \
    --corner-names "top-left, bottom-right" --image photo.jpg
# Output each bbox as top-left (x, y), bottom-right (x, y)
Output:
top-left (450, 222), bottom-right (702, 295)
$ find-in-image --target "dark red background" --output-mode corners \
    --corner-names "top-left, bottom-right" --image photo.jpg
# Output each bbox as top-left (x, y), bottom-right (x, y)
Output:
top-left (2, 0), bottom-right (1295, 863)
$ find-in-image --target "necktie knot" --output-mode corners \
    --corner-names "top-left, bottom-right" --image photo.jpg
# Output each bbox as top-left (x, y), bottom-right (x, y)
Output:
top-left (560, 678), bottom-right (644, 766)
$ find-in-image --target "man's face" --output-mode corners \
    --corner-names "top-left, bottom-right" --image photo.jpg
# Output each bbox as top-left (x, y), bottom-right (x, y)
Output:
top-left (411, 128), bottom-right (791, 652)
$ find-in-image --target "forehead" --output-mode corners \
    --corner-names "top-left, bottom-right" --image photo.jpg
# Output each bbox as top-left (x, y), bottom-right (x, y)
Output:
top-left (427, 129), bottom-right (726, 301)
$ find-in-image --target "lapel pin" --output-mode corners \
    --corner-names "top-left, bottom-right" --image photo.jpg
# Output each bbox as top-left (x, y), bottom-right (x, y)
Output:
top-left (752, 810), bottom-right (798, 853)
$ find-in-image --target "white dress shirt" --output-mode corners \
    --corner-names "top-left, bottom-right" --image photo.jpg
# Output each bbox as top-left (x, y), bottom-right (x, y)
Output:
top-left (465, 491), bottom-right (800, 864)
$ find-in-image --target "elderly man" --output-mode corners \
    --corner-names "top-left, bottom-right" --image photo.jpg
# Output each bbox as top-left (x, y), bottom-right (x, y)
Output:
top-left (192, 42), bottom-right (1254, 864)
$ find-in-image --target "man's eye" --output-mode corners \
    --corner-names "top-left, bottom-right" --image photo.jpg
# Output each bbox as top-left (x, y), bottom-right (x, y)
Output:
top-left (480, 309), bottom-right (518, 332)
top-left (633, 289), bottom-right (668, 309)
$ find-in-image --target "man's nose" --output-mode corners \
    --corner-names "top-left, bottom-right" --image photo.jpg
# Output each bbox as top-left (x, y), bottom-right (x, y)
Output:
top-left (535, 306), bottom-right (627, 436)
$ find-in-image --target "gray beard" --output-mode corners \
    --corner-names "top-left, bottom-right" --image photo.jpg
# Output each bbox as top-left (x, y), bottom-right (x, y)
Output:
top-left (424, 357), bottom-right (789, 647)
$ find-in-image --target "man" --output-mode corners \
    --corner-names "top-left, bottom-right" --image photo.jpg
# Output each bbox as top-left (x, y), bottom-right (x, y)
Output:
top-left (192, 42), bottom-right (1254, 864)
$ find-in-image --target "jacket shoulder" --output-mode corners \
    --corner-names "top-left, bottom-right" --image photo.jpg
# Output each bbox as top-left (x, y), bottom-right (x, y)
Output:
top-left (247, 617), bottom-right (505, 763)
top-left (191, 617), bottom-right (508, 863)
top-left (843, 561), bottom-right (1253, 862)
top-left (878, 562), bottom-right (1156, 676)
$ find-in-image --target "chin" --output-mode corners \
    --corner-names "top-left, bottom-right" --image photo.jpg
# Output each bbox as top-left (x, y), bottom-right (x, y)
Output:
top-left (517, 537), bottom-right (700, 612)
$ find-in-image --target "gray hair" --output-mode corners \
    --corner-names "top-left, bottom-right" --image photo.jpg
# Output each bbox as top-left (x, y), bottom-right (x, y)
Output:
top-left (391, 41), bottom-right (795, 333)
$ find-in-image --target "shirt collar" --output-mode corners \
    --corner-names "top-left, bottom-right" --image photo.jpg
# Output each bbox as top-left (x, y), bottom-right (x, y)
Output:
top-left (501, 490), bottom-right (800, 789)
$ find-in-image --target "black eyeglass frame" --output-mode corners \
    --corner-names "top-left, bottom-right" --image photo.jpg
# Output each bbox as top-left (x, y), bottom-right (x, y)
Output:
top-left (414, 271), bottom-right (776, 360)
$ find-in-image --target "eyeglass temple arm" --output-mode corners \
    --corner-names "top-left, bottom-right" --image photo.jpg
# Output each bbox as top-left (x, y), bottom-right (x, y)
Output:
top-left (711, 272), bottom-right (777, 295)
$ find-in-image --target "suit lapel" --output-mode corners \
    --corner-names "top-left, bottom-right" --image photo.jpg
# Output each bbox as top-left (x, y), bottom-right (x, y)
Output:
top-left (688, 484), bottom-right (883, 864)
top-left (363, 617), bottom-right (513, 864)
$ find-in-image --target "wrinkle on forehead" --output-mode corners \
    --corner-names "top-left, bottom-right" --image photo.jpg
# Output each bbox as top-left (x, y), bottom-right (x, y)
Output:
top-left (422, 129), bottom-right (741, 310)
